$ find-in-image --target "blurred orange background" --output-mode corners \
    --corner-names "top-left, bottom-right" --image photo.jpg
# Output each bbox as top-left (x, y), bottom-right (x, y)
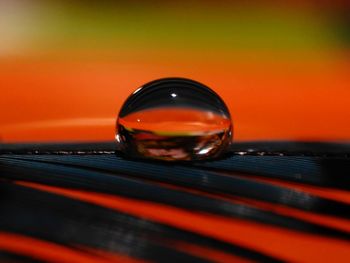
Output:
top-left (0, 1), bottom-right (349, 143)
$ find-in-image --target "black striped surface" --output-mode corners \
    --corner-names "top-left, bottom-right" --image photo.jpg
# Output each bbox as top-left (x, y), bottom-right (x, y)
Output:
top-left (0, 141), bottom-right (349, 262)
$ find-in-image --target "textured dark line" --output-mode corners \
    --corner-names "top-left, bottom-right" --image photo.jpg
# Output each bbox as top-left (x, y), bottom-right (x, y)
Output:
top-left (195, 155), bottom-right (350, 190)
top-left (1, 142), bottom-right (349, 190)
top-left (1, 141), bottom-right (349, 156)
top-left (0, 142), bottom-right (116, 155)
top-left (0, 182), bottom-right (280, 263)
top-left (229, 141), bottom-right (350, 157)
top-left (1, 156), bottom-right (350, 241)
top-left (4, 154), bottom-right (350, 220)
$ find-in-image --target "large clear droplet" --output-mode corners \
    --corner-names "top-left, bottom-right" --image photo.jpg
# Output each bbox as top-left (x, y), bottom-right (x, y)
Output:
top-left (116, 78), bottom-right (233, 161)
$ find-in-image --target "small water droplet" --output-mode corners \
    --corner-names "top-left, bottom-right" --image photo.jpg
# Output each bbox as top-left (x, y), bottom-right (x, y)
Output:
top-left (116, 78), bottom-right (233, 161)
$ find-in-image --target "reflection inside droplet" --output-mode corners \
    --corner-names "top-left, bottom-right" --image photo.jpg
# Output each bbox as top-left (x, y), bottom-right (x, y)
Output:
top-left (116, 78), bottom-right (233, 161)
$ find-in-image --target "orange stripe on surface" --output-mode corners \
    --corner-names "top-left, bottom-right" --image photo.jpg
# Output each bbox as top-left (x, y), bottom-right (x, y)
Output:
top-left (0, 232), bottom-right (142, 263)
top-left (18, 181), bottom-right (350, 262)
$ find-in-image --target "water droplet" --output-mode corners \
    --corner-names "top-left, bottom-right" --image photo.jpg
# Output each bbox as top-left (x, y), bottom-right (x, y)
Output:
top-left (116, 78), bottom-right (233, 161)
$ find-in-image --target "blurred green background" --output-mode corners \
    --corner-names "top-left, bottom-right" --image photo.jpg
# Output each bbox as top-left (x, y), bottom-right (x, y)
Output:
top-left (0, 1), bottom-right (349, 57)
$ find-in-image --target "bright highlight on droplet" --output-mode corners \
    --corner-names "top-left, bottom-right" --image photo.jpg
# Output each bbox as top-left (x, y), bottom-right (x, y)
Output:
top-left (116, 78), bottom-right (233, 161)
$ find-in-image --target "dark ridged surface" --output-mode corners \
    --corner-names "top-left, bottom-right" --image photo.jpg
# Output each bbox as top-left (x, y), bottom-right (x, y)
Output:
top-left (0, 141), bottom-right (349, 262)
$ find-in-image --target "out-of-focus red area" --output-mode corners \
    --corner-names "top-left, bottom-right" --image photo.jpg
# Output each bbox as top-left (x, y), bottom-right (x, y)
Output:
top-left (0, 51), bottom-right (349, 142)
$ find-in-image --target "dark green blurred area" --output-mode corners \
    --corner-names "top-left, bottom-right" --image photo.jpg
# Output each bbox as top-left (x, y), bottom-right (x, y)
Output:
top-left (0, 0), bottom-right (349, 56)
